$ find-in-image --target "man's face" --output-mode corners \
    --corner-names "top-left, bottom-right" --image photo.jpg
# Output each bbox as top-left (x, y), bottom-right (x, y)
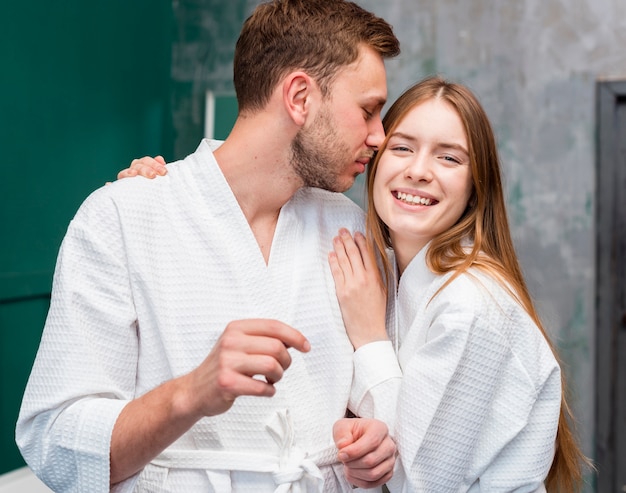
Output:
top-left (291, 45), bottom-right (388, 193)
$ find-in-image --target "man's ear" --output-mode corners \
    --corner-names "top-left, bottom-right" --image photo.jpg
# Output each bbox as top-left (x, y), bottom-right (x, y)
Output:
top-left (282, 72), bottom-right (316, 126)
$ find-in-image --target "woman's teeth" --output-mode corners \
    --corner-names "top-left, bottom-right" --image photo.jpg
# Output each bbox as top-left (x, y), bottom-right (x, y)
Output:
top-left (396, 191), bottom-right (433, 206)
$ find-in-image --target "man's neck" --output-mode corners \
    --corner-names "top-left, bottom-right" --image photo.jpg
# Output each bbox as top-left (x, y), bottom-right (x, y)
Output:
top-left (213, 117), bottom-right (303, 263)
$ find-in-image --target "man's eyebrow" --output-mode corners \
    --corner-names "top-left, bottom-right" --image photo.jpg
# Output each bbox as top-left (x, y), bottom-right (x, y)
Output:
top-left (364, 95), bottom-right (387, 108)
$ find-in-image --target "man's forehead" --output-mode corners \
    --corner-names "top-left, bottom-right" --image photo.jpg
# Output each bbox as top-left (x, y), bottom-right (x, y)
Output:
top-left (332, 48), bottom-right (388, 102)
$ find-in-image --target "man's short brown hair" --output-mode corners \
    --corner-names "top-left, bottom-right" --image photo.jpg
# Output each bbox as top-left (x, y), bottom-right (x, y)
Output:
top-left (234, 0), bottom-right (400, 113)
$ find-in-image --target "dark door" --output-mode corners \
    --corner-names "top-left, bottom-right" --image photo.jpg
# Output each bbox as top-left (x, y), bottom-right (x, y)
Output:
top-left (595, 80), bottom-right (626, 492)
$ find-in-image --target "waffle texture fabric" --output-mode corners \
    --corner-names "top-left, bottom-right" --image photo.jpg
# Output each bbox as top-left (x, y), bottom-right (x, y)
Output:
top-left (16, 140), bottom-right (400, 493)
top-left (358, 246), bottom-right (559, 492)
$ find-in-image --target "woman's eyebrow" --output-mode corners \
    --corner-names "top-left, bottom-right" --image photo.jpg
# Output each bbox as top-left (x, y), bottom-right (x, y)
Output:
top-left (439, 142), bottom-right (469, 155)
top-left (387, 131), bottom-right (417, 142)
top-left (388, 132), bottom-right (468, 155)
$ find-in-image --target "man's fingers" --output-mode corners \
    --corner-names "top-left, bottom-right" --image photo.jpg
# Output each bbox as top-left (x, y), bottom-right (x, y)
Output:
top-left (214, 367), bottom-right (278, 399)
top-left (217, 319), bottom-right (310, 381)
top-left (195, 319), bottom-right (311, 415)
top-left (219, 335), bottom-right (293, 377)
top-left (232, 354), bottom-right (287, 390)
top-left (230, 319), bottom-right (310, 354)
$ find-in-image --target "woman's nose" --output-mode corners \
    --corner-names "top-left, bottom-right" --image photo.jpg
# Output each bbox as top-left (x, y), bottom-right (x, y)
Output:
top-left (404, 154), bottom-right (433, 182)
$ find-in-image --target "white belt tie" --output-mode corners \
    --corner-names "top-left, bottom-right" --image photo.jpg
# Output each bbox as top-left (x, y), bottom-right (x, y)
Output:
top-left (152, 409), bottom-right (338, 493)
top-left (267, 409), bottom-right (327, 492)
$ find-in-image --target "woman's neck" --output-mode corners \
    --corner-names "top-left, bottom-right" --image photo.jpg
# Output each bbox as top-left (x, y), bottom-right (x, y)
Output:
top-left (391, 234), bottom-right (428, 276)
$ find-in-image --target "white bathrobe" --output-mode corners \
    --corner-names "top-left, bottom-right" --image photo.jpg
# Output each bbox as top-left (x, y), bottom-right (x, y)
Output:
top-left (16, 140), bottom-right (401, 493)
top-left (353, 246), bottom-right (560, 492)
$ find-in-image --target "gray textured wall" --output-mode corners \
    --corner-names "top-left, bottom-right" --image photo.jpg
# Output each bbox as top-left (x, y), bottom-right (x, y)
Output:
top-left (171, 1), bottom-right (626, 488)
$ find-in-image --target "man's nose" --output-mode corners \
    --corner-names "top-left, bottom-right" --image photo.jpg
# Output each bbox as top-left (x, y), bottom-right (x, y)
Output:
top-left (366, 116), bottom-right (385, 150)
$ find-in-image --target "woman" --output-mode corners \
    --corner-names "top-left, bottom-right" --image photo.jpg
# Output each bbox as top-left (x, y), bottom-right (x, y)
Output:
top-left (329, 76), bottom-right (588, 492)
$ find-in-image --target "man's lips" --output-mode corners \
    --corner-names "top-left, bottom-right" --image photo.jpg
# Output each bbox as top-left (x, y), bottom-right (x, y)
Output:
top-left (353, 156), bottom-right (371, 174)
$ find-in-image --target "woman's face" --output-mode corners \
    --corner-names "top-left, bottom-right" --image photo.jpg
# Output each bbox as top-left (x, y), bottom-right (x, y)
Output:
top-left (373, 98), bottom-right (474, 268)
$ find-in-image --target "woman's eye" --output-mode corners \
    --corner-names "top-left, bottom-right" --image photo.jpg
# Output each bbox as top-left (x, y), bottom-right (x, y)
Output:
top-left (442, 155), bottom-right (461, 164)
top-left (391, 146), bottom-right (411, 152)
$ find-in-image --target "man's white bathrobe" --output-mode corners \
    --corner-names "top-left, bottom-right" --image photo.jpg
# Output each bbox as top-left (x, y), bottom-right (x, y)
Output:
top-left (353, 246), bottom-right (560, 492)
top-left (16, 140), bottom-right (401, 493)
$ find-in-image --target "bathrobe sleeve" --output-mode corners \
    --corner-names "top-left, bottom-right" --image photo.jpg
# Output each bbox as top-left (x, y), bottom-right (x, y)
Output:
top-left (348, 341), bottom-right (402, 434)
top-left (16, 189), bottom-right (138, 493)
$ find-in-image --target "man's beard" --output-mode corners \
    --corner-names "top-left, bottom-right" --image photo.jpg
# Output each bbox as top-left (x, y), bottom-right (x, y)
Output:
top-left (290, 106), bottom-right (353, 192)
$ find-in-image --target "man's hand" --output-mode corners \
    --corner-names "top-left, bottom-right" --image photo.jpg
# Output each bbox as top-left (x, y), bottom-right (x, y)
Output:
top-left (110, 319), bottom-right (310, 485)
top-left (182, 319), bottom-right (311, 418)
top-left (333, 417), bottom-right (397, 488)
top-left (117, 155), bottom-right (168, 180)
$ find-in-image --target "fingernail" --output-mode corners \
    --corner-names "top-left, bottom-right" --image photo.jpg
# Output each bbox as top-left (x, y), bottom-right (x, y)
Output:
top-left (338, 452), bottom-right (348, 462)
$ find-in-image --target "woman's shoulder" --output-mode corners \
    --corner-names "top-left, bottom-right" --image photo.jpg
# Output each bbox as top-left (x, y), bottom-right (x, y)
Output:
top-left (426, 269), bottom-right (544, 343)
top-left (435, 267), bottom-right (520, 311)
top-left (436, 268), bottom-right (558, 367)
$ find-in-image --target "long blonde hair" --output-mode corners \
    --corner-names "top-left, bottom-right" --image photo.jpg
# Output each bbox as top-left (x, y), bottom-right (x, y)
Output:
top-left (366, 76), bottom-right (588, 492)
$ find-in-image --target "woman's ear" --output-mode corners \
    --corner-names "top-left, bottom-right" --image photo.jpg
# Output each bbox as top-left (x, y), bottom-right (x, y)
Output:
top-left (468, 191), bottom-right (477, 209)
top-left (282, 72), bottom-right (315, 126)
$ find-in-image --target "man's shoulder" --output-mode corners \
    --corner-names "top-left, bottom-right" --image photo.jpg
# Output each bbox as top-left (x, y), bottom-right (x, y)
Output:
top-left (73, 157), bottom-right (204, 230)
top-left (295, 187), bottom-right (364, 213)
top-left (291, 188), bottom-right (365, 228)
top-left (99, 147), bottom-right (208, 200)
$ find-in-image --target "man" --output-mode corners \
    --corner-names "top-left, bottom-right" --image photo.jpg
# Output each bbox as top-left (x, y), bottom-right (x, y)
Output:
top-left (16, 1), bottom-right (401, 491)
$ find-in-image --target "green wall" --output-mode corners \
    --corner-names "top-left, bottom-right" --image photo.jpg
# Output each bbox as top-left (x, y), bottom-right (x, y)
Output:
top-left (0, 1), bottom-right (173, 474)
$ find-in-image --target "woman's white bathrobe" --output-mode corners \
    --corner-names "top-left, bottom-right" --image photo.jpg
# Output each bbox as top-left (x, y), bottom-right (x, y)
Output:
top-left (16, 140), bottom-right (401, 493)
top-left (352, 246), bottom-right (561, 492)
